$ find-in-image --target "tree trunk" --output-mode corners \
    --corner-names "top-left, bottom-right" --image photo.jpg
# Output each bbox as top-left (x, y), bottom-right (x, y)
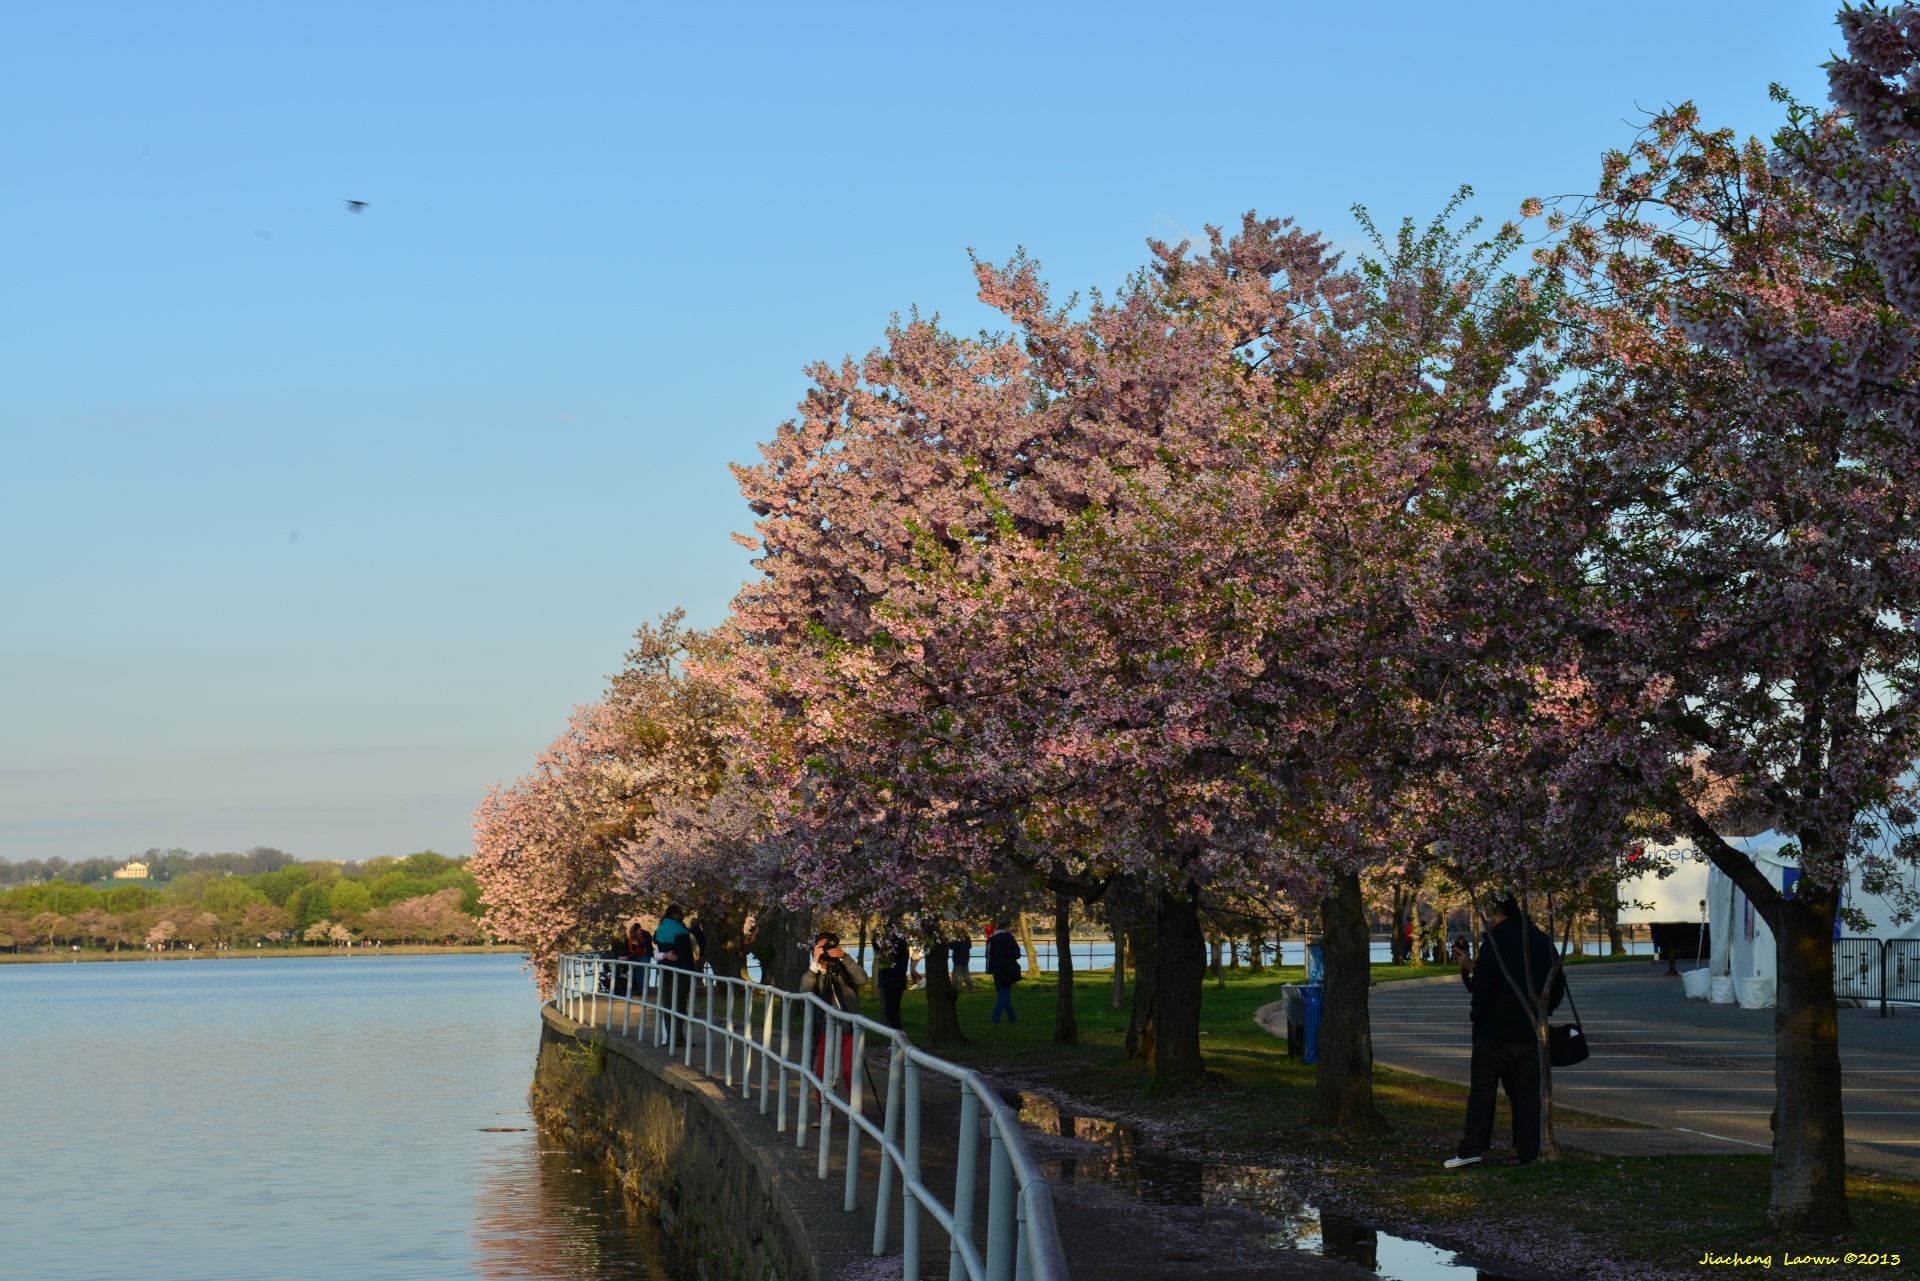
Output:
top-left (1017, 914), bottom-right (1041, 975)
top-left (1603, 900), bottom-right (1626, 956)
top-left (701, 911), bottom-right (751, 980)
top-left (1152, 886), bottom-right (1206, 1081)
top-left (1247, 930), bottom-right (1265, 972)
top-left (1765, 882), bottom-right (1851, 1232)
top-left (1209, 937), bottom-right (1226, 986)
top-left (921, 938), bottom-right (970, 1048)
top-left (1109, 924), bottom-right (1126, 1011)
top-left (1312, 870), bottom-right (1390, 1133)
top-left (753, 904), bottom-right (814, 991)
top-left (1390, 886), bottom-right (1411, 965)
top-left (1125, 916), bottom-right (1158, 1063)
top-left (1053, 892), bottom-right (1077, 1046)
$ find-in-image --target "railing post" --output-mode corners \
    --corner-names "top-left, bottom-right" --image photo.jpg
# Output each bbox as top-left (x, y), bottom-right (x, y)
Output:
top-left (777, 998), bottom-right (793, 1134)
top-left (986, 1124), bottom-right (1015, 1281)
top-left (683, 971), bottom-right (695, 1066)
top-left (796, 1002), bottom-right (816, 1147)
top-left (738, 987), bottom-right (753, 1098)
top-left (621, 961), bottom-right (632, 1037)
top-left (949, 1089), bottom-right (981, 1281)
top-left (872, 1043), bottom-right (904, 1256)
top-left (904, 1057), bottom-right (922, 1281)
top-left (1015, 1192), bottom-right (1032, 1281)
top-left (723, 983), bottom-right (735, 1087)
top-left (760, 990), bottom-right (776, 1115)
top-left (704, 976), bottom-right (716, 1077)
top-left (843, 1022), bottom-right (866, 1211)
top-left (1883, 938), bottom-right (1892, 1019)
top-left (818, 1014), bottom-right (838, 1180)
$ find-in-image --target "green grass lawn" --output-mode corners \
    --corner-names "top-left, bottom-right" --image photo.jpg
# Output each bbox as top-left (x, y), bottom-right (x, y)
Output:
top-left (894, 965), bottom-right (1920, 1278)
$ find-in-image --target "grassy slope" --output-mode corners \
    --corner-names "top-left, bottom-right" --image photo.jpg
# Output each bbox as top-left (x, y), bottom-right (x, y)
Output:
top-left (892, 963), bottom-right (1919, 1280)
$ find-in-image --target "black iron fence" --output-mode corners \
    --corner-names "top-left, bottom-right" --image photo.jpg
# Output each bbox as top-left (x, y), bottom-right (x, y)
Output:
top-left (1889, 939), bottom-right (1920, 1005)
top-left (1833, 937), bottom-right (1920, 1016)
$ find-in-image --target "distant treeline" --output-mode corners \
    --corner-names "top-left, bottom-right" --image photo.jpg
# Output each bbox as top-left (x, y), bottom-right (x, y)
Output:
top-left (0, 846), bottom-right (299, 889)
top-left (0, 851), bottom-right (491, 951)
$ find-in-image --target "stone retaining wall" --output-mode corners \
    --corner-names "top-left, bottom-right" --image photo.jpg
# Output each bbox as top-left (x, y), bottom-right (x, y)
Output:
top-left (531, 1006), bottom-right (817, 1281)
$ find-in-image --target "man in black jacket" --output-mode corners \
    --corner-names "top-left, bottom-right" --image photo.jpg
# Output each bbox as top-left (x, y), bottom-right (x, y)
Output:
top-left (985, 922), bottom-right (1022, 1023)
top-left (1445, 894), bottom-right (1565, 1168)
top-left (876, 928), bottom-right (910, 1029)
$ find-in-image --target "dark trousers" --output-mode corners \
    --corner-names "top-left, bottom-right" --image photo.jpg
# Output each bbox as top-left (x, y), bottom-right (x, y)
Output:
top-left (1458, 1037), bottom-right (1543, 1163)
top-left (880, 983), bottom-right (905, 1029)
top-left (664, 964), bottom-right (699, 1047)
top-left (992, 982), bottom-right (1017, 1022)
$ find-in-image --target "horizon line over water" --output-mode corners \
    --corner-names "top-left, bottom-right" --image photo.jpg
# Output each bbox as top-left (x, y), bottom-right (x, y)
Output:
top-left (0, 953), bottom-right (680, 1280)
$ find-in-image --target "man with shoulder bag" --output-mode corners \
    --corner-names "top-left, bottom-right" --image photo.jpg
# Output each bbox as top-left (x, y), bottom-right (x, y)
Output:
top-left (1444, 894), bottom-right (1567, 1169)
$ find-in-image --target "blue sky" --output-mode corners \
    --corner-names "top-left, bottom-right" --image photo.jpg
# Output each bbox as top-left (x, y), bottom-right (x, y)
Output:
top-left (0, 1), bottom-right (1843, 863)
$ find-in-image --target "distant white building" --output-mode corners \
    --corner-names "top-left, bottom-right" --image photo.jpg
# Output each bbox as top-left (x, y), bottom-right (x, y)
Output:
top-left (112, 860), bottom-right (149, 880)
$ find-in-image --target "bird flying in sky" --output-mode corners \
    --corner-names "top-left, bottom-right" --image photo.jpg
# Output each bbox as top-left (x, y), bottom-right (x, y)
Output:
top-left (345, 200), bottom-right (367, 213)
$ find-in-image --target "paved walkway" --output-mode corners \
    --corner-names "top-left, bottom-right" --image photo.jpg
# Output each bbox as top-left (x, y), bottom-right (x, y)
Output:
top-left (1358, 964), bottom-right (1920, 1177)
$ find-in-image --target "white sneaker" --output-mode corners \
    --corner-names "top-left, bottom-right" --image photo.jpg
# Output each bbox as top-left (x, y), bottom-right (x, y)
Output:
top-left (1443, 1155), bottom-right (1481, 1170)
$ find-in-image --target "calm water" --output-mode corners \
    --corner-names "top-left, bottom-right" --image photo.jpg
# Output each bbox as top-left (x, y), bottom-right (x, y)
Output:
top-left (0, 953), bottom-right (680, 1281)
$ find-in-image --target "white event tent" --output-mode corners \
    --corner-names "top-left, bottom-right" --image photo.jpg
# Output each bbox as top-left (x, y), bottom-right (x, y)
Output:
top-left (1619, 831), bottom-right (1920, 1009)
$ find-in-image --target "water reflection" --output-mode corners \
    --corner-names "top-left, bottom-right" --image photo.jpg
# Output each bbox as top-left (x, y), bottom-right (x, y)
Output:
top-left (472, 1124), bottom-right (679, 1281)
top-left (1018, 1094), bottom-right (1519, 1281)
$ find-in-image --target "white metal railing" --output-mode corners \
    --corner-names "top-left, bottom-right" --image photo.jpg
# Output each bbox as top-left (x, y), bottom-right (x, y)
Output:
top-left (554, 953), bottom-right (1070, 1281)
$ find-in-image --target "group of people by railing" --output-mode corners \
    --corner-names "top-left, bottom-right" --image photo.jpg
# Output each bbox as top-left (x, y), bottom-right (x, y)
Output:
top-left (602, 912), bottom-right (1033, 1032)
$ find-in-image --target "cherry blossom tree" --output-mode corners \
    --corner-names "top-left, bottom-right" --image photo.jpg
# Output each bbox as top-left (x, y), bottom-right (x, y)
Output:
top-left (242, 901), bottom-right (293, 944)
top-left (720, 214), bottom-right (1369, 1074)
top-left (474, 613), bottom-right (787, 992)
top-left (721, 200), bottom-right (1581, 1099)
top-left (1527, 12), bottom-right (1920, 1225)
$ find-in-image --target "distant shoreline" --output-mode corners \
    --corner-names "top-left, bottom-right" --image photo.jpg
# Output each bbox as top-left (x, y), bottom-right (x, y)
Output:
top-left (0, 944), bottom-right (527, 965)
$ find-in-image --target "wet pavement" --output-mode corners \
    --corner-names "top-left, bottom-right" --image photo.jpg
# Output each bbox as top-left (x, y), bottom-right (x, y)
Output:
top-left (1017, 1093), bottom-right (1529, 1281)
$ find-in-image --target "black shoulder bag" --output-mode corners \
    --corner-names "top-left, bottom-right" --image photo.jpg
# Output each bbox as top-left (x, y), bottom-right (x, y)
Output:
top-left (1547, 974), bottom-right (1589, 1067)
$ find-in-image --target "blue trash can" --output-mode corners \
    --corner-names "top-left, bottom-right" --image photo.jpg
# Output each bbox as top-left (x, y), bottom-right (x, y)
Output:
top-left (1301, 982), bottom-right (1324, 1064)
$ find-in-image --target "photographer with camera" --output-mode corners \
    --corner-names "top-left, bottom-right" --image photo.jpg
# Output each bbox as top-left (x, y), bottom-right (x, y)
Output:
top-left (799, 931), bottom-right (868, 1120)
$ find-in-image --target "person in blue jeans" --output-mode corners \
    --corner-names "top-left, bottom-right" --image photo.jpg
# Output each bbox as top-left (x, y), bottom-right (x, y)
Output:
top-left (985, 921), bottom-right (1022, 1023)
